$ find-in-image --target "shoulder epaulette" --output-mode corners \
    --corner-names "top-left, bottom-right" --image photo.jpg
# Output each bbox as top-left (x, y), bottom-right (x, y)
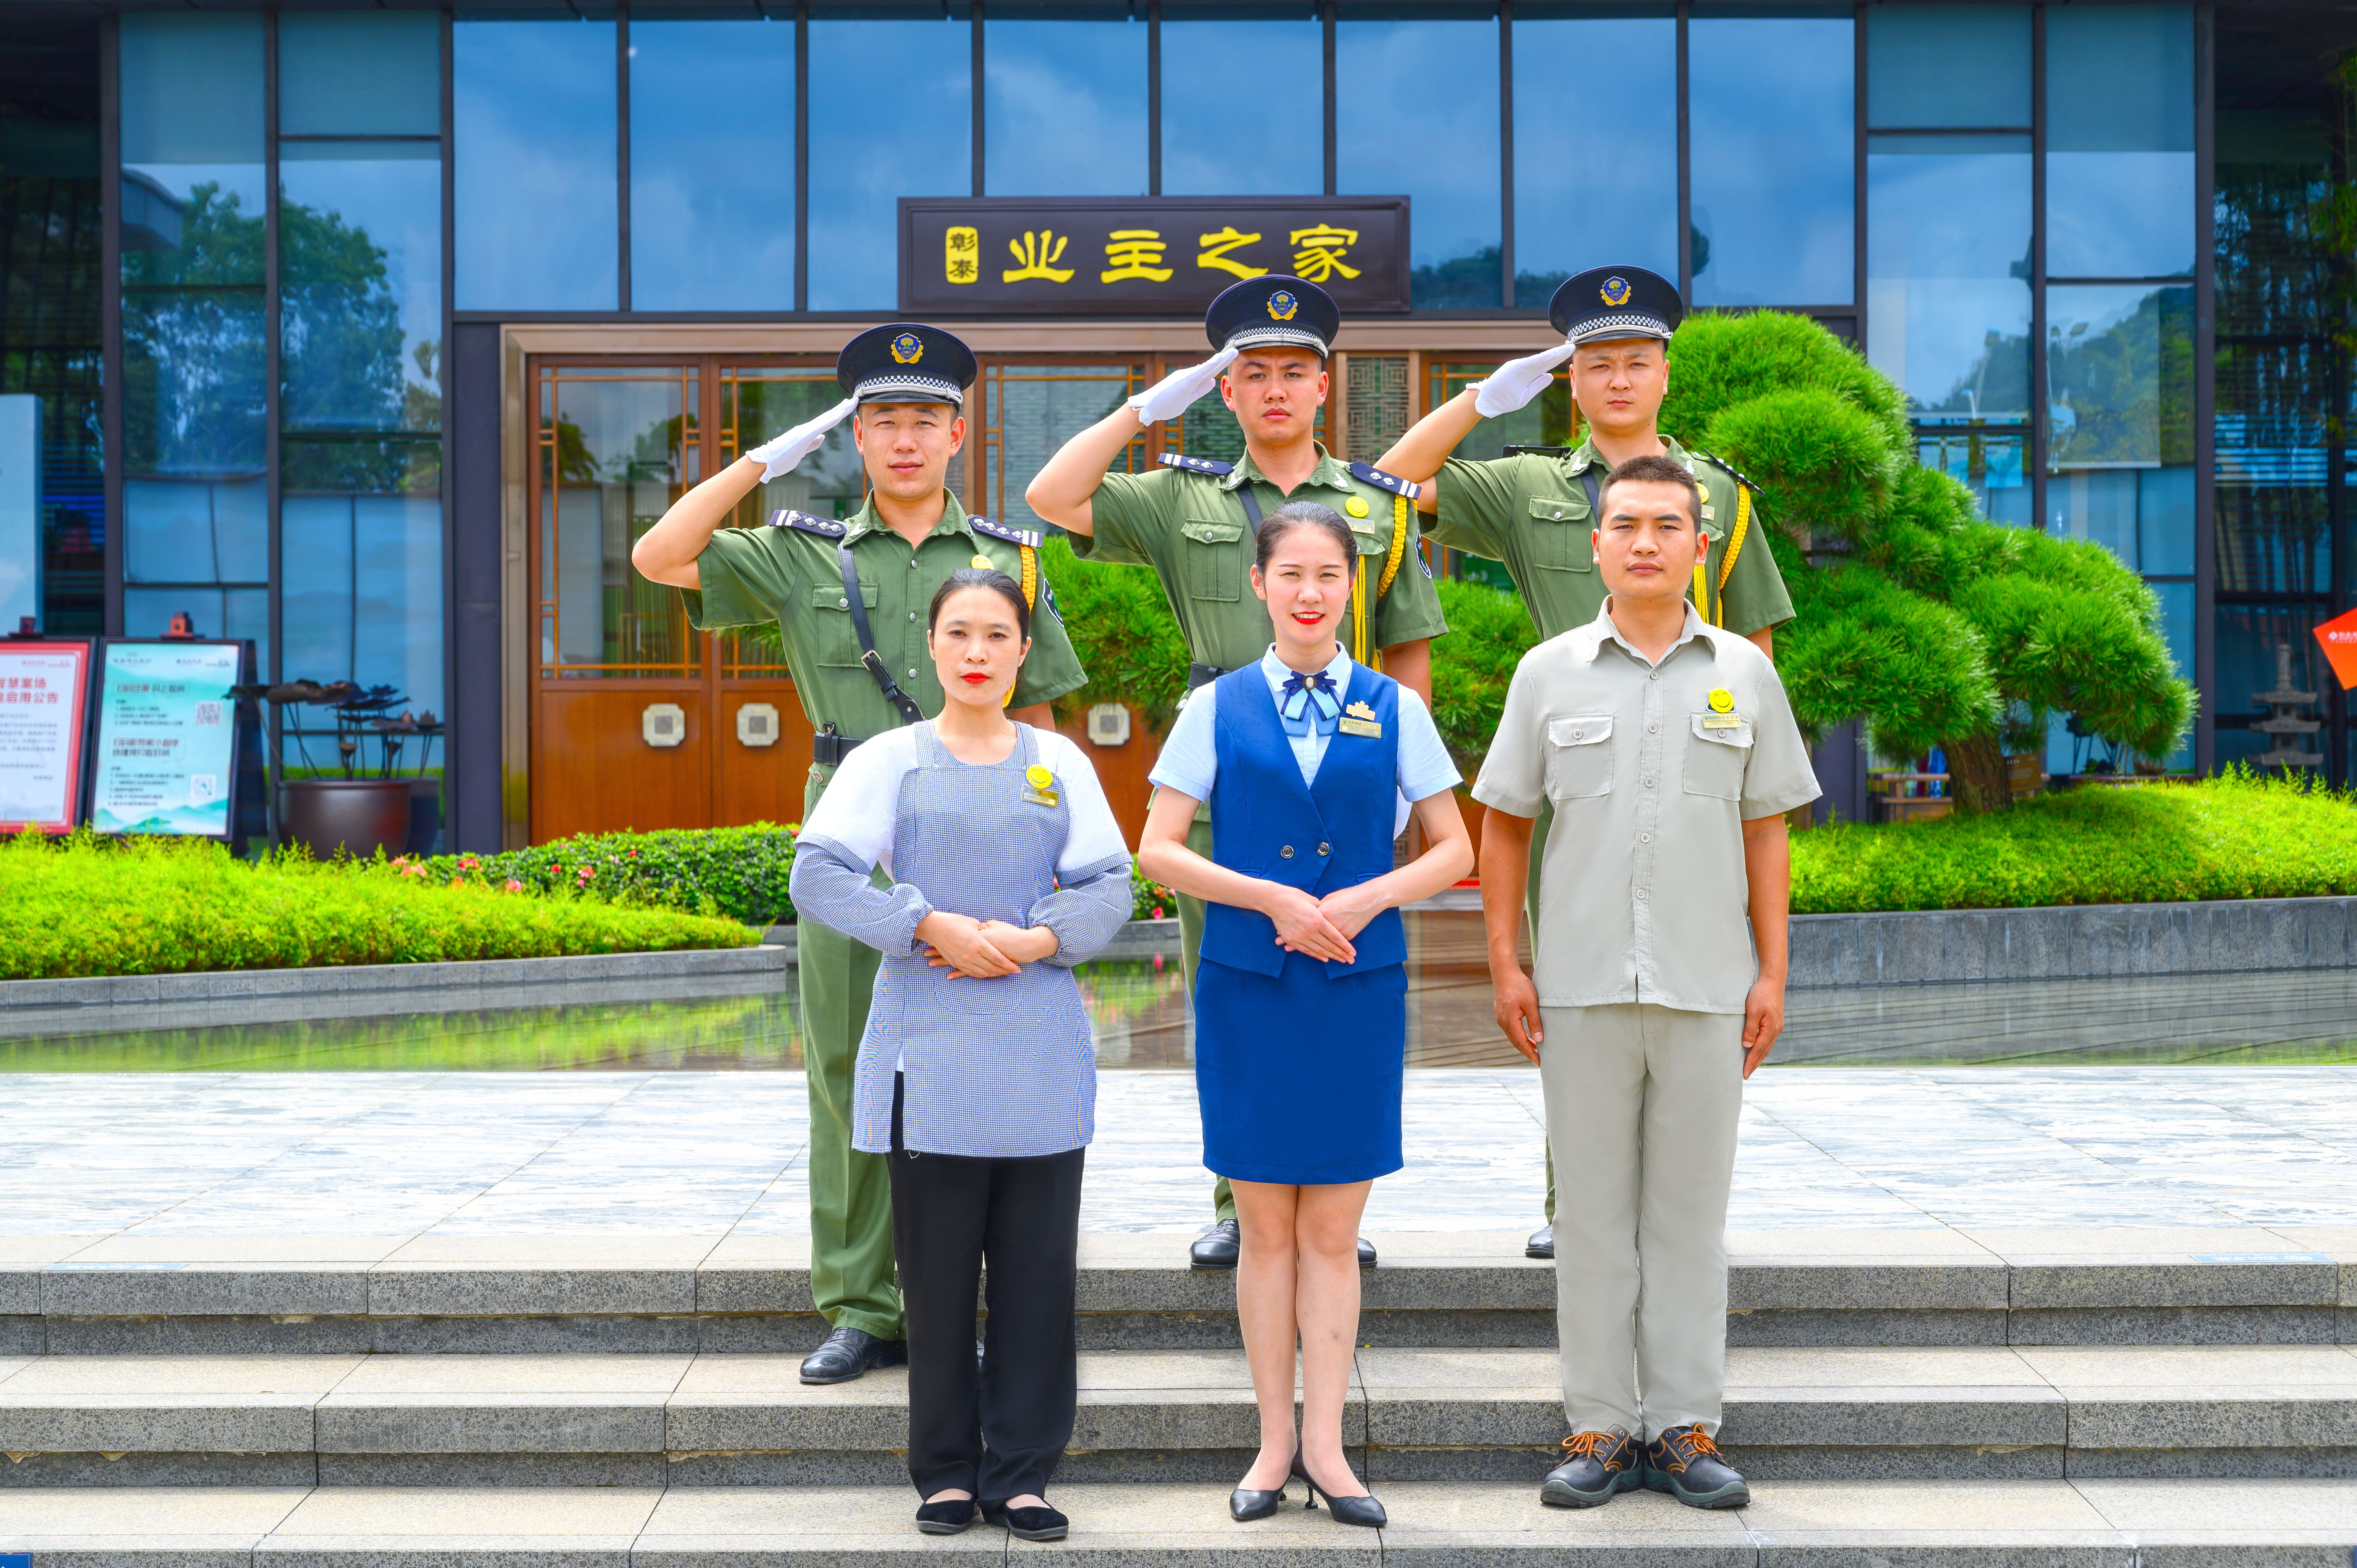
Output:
top-left (766, 508), bottom-right (847, 538)
top-left (1159, 451), bottom-right (1233, 477)
top-left (1347, 461), bottom-right (1422, 500)
top-left (1692, 450), bottom-right (1763, 496)
top-left (968, 515), bottom-right (1042, 549)
top-left (1501, 445), bottom-right (1574, 459)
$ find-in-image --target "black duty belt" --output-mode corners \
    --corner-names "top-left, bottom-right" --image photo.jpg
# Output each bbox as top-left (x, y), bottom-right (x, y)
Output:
top-left (837, 542), bottom-right (925, 727)
top-left (812, 726), bottom-right (868, 767)
top-left (1186, 663), bottom-right (1226, 691)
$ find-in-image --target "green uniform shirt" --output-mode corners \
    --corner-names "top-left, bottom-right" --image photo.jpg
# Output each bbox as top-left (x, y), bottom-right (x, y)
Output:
top-left (1429, 434), bottom-right (1793, 642)
top-left (681, 489), bottom-right (1088, 741)
top-left (1074, 443), bottom-right (1451, 673)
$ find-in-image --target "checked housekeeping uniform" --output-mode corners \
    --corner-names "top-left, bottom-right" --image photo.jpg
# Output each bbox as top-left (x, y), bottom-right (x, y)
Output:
top-left (1472, 602), bottom-right (1817, 1458)
top-left (1071, 275), bottom-right (1448, 1230)
top-left (788, 720), bottom-right (1131, 1506)
top-left (680, 324), bottom-right (1087, 1360)
top-left (1150, 645), bottom-right (1459, 1186)
top-left (1423, 267), bottom-right (1794, 1234)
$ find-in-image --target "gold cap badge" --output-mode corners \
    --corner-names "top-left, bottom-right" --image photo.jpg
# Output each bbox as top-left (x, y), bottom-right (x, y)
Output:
top-left (1267, 289), bottom-right (1299, 321)
top-left (1601, 275), bottom-right (1632, 306)
top-left (890, 331), bottom-right (924, 364)
top-left (1707, 688), bottom-right (1735, 713)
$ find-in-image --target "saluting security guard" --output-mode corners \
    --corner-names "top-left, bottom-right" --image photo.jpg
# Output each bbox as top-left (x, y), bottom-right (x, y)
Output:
top-left (1027, 274), bottom-right (1449, 1271)
top-left (1374, 265), bottom-right (1793, 1261)
top-left (633, 323), bottom-right (1087, 1385)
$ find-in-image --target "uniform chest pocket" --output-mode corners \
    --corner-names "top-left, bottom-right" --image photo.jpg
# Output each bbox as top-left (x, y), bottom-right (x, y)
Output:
top-left (1684, 714), bottom-right (1753, 800)
top-left (809, 581), bottom-right (880, 668)
top-left (1528, 496), bottom-right (1593, 573)
top-left (1544, 714), bottom-right (1614, 800)
top-left (1179, 517), bottom-right (1245, 602)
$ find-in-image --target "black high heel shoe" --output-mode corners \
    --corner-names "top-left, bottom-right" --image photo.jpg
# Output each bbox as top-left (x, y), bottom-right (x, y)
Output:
top-left (1291, 1451), bottom-right (1387, 1529)
top-left (1229, 1452), bottom-right (1292, 1522)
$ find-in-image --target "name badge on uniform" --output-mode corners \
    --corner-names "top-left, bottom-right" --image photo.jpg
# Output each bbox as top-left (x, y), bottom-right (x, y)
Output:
top-left (1703, 687), bottom-right (1740, 728)
top-left (1339, 700), bottom-right (1382, 738)
top-left (1023, 763), bottom-right (1060, 807)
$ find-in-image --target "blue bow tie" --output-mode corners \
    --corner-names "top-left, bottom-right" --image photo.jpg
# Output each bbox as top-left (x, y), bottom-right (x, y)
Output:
top-left (1278, 669), bottom-right (1341, 738)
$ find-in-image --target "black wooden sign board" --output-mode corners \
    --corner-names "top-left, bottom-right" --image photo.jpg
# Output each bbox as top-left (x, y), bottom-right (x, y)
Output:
top-left (898, 196), bottom-right (1412, 316)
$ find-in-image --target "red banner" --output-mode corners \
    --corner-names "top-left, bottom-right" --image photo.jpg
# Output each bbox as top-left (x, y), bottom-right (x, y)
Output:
top-left (2314, 605), bottom-right (2357, 692)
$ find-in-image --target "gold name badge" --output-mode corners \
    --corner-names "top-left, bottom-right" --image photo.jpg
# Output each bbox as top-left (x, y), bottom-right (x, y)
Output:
top-left (1024, 787), bottom-right (1060, 807)
top-left (1703, 715), bottom-right (1742, 729)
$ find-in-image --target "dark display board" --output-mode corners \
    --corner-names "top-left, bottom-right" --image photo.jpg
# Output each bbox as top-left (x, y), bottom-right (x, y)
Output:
top-left (87, 639), bottom-right (252, 841)
top-left (899, 196), bottom-right (1412, 316)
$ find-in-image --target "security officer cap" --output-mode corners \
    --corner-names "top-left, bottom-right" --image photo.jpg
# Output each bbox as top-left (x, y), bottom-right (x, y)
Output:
top-left (837, 323), bottom-right (977, 408)
top-left (1549, 266), bottom-right (1683, 345)
top-left (1206, 275), bottom-right (1339, 358)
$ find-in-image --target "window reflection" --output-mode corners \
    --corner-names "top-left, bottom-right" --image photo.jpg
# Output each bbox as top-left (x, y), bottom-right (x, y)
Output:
top-left (119, 13), bottom-right (264, 289)
top-left (1161, 11), bottom-right (1322, 196)
top-left (1512, 12), bottom-right (1676, 298)
top-left (124, 290), bottom-right (267, 475)
top-left (123, 587), bottom-right (269, 659)
top-left (1917, 430), bottom-right (2032, 528)
top-left (1689, 12), bottom-right (1853, 307)
top-left (2046, 283), bottom-right (2194, 572)
top-left (281, 493), bottom-right (446, 715)
top-left (279, 12), bottom-right (440, 138)
top-left (632, 21), bottom-right (796, 312)
top-left (808, 16), bottom-right (970, 311)
top-left (454, 21), bottom-right (618, 311)
top-left (281, 145), bottom-right (442, 434)
top-left (1866, 6), bottom-right (2029, 129)
top-left (1336, 11), bottom-right (1501, 308)
top-left (2045, 5), bottom-right (2193, 280)
top-left (124, 478), bottom-right (267, 586)
top-left (984, 15), bottom-right (1147, 197)
top-left (536, 366), bottom-right (700, 678)
top-left (1866, 136), bottom-right (2030, 424)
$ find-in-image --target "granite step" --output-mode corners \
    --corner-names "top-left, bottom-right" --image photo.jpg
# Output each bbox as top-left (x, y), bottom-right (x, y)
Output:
top-left (6, 1232), bottom-right (2348, 1355)
top-left (0, 1344), bottom-right (2353, 1487)
top-left (2, 1478), bottom-right (2356, 1564)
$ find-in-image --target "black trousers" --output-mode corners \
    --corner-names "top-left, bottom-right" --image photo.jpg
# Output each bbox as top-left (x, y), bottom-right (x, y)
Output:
top-left (889, 1075), bottom-right (1086, 1501)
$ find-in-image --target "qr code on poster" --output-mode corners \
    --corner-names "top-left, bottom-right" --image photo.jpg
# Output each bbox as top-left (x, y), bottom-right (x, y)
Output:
top-left (194, 701), bottom-right (223, 726)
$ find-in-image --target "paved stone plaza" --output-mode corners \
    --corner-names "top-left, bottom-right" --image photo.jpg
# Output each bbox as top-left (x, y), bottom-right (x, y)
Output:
top-left (0, 1065), bottom-right (2349, 1248)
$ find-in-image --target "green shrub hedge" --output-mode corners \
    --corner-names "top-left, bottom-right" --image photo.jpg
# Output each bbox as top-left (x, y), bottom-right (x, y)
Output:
top-left (0, 833), bottom-right (758, 982)
top-left (1791, 769), bottom-right (2357, 913)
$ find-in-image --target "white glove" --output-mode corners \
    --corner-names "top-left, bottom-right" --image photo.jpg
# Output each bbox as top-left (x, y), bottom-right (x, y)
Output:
top-left (746, 396), bottom-right (857, 480)
top-left (1128, 346), bottom-right (1240, 425)
top-left (1473, 339), bottom-right (1578, 418)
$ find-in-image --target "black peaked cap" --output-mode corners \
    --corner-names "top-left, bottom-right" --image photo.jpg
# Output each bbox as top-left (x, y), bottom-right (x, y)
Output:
top-left (1548, 266), bottom-right (1683, 344)
top-left (838, 323), bottom-right (977, 407)
top-left (1205, 275), bottom-right (1339, 357)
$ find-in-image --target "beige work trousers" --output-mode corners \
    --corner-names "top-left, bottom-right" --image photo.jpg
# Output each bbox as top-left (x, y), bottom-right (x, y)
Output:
top-left (1539, 1002), bottom-right (1744, 1439)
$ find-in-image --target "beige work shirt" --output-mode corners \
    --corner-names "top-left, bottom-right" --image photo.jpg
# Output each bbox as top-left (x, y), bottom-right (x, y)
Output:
top-left (1472, 601), bottom-right (1820, 1014)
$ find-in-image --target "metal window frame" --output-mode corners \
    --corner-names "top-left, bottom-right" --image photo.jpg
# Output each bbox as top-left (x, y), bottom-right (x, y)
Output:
top-left (617, 5), bottom-right (632, 312)
top-left (265, 11), bottom-right (283, 689)
top-left (99, 11), bottom-right (121, 638)
top-left (2192, 0), bottom-right (2217, 775)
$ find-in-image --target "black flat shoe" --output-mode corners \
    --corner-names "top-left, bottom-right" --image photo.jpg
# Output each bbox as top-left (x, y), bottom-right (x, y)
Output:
top-left (1526, 1224), bottom-right (1554, 1260)
top-left (798, 1324), bottom-right (906, 1385)
top-left (981, 1499), bottom-right (1069, 1542)
top-left (1191, 1218), bottom-right (1240, 1269)
top-left (1357, 1235), bottom-right (1378, 1268)
top-left (1291, 1452), bottom-right (1386, 1529)
top-left (915, 1498), bottom-right (975, 1534)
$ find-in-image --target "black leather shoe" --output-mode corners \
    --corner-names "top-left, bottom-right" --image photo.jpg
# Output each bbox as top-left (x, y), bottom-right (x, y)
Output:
top-left (1229, 1481), bottom-right (1287, 1522)
top-left (1526, 1224), bottom-right (1554, 1260)
top-left (1292, 1452), bottom-right (1386, 1529)
top-left (798, 1324), bottom-right (907, 1385)
top-left (1643, 1424), bottom-right (1750, 1509)
top-left (1539, 1427), bottom-right (1639, 1508)
top-left (981, 1499), bottom-right (1069, 1541)
top-left (1191, 1218), bottom-right (1241, 1269)
top-left (915, 1498), bottom-right (975, 1534)
top-left (1356, 1236), bottom-right (1377, 1268)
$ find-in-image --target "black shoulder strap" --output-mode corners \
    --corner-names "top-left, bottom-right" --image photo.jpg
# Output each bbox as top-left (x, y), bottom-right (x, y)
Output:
top-left (836, 543), bottom-right (924, 727)
top-left (1346, 460), bottom-right (1422, 500)
top-left (1235, 483), bottom-right (1266, 534)
top-left (1579, 467), bottom-right (1602, 520)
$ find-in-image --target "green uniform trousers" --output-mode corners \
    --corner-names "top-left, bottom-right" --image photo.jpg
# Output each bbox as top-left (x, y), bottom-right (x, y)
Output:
top-left (799, 772), bottom-right (905, 1343)
top-left (1170, 816), bottom-right (1238, 1224)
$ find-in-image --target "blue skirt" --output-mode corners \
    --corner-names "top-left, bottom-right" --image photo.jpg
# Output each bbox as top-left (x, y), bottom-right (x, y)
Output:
top-left (1193, 954), bottom-right (1406, 1186)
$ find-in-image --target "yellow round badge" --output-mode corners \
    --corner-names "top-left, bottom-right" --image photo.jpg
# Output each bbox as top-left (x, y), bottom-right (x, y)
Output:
top-left (970, 554), bottom-right (993, 570)
top-left (1707, 688), bottom-right (1735, 713)
top-left (1025, 764), bottom-right (1055, 790)
top-left (1345, 495), bottom-right (1370, 518)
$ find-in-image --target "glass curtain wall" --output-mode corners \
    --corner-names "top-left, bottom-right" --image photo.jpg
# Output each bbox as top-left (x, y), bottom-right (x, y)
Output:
top-left (630, 21), bottom-right (796, 313)
top-left (1865, 5), bottom-right (2032, 526)
top-left (985, 7), bottom-right (1147, 197)
top-left (1161, 7), bottom-right (1322, 196)
top-left (1689, 7), bottom-right (1853, 309)
top-left (806, 11), bottom-right (970, 311)
top-left (453, 21), bottom-right (617, 311)
top-left (1511, 7), bottom-right (1677, 300)
top-left (1335, 5), bottom-right (1502, 307)
top-left (277, 11), bottom-right (445, 747)
top-left (118, 12), bottom-right (269, 652)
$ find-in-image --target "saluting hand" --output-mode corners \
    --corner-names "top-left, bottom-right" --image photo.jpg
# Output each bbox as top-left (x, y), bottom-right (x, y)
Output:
top-left (1474, 340), bottom-right (1579, 418)
top-left (1262, 883), bottom-right (1357, 965)
top-left (1128, 347), bottom-right (1240, 425)
top-left (917, 911), bottom-right (1022, 980)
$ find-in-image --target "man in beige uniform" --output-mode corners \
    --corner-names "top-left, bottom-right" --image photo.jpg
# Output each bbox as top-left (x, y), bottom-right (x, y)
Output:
top-left (1474, 453), bottom-right (1818, 1512)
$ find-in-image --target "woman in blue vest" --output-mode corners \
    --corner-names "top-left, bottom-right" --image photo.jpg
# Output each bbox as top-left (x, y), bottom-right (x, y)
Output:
top-left (1138, 503), bottom-right (1472, 1529)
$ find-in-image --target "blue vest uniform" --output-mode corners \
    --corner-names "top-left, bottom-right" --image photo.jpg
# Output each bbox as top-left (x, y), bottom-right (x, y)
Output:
top-left (1191, 662), bottom-right (1409, 1187)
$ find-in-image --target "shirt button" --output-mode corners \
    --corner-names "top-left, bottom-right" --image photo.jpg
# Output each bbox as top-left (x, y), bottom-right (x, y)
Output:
top-left (1280, 845), bottom-right (1295, 859)
top-left (908, 611), bottom-right (917, 622)
top-left (837, 597), bottom-right (848, 609)
top-left (1648, 722), bottom-right (1658, 734)
top-left (908, 669), bottom-right (918, 679)
top-left (1636, 887), bottom-right (1648, 899)
top-left (1643, 777), bottom-right (1656, 789)
top-left (908, 558), bottom-right (918, 568)
top-left (1317, 842), bottom-right (1331, 856)
top-left (1640, 832), bottom-right (1652, 844)
top-left (1649, 671), bottom-right (1659, 681)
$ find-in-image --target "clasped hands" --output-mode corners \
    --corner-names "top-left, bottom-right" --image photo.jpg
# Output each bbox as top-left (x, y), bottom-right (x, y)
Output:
top-left (917, 910), bottom-right (1058, 980)
top-left (1260, 881), bottom-right (1383, 966)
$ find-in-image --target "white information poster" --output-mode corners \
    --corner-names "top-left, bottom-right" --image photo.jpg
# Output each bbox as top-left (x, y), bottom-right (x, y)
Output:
top-left (88, 641), bottom-right (243, 837)
top-left (0, 641), bottom-right (90, 832)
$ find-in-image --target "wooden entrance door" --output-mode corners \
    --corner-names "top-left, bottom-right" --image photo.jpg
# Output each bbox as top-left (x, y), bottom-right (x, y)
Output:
top-left (527, 355), bottom-right (846, 842)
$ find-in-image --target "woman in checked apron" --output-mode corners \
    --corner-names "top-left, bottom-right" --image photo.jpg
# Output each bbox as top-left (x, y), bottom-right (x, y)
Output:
top-left (789, 568), bottom-right (1132, 1543)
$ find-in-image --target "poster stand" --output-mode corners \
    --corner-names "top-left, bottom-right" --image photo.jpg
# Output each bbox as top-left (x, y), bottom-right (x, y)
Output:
top-left (0, 637), bottom-right (95, 834)
top-left (85, 638), bottom-right (255, 845)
